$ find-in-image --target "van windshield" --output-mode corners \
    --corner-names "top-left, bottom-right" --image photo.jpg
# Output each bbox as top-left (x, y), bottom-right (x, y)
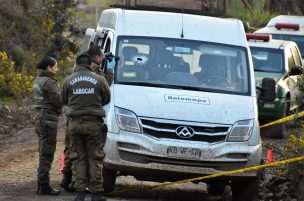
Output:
top-left (115, 36), bottom-right (250, 95)
top-left (250, 47), bottom-right (284, 73)
top-left (271, 34), bottom-right (304, 57)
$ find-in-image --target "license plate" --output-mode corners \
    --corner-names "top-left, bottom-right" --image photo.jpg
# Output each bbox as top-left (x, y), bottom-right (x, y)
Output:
top-left (167, 146), bottom-right (201, 159)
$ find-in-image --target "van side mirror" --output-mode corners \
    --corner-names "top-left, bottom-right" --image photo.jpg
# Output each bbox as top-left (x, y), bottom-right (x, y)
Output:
top-left (289, 66), bottom-right (303, 76)
top-left (257, 78), bottom-right (276, 102)
top-left (94, 34), bottom-right (105, 48)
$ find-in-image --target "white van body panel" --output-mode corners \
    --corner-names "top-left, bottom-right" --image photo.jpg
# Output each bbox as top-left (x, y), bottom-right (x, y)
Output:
top-left (113, 84), bottom-right (254, 124)
top-left (104, 131), bottom-right (261, 176)
top-left (97, 9), bottom-right (247, 46)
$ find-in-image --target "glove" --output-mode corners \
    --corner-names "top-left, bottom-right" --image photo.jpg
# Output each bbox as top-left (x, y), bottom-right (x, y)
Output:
top-left (107, 59), bottom-right (115, 70)
top-left (105, 52), bottom-right (114, 62)
top-left (105, 52), bottom-right (116, 70)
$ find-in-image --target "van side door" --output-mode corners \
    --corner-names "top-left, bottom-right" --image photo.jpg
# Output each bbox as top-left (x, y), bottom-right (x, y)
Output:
top-left (287, 45), bottom-right (303, 110)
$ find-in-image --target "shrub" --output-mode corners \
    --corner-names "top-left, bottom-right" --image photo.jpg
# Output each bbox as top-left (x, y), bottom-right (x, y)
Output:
top-left (0, 51), bottom-right (34, 97)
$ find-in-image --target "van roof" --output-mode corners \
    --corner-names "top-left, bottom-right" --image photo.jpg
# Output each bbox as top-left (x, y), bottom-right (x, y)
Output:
top-left (97, 8), bottom-right (247, 47)
top-left (248, 38), bottom-right (294, 49)
top-left (266, 15), bottom-right (304, 27)
top-left (255, 26), bottom-right (304, 36)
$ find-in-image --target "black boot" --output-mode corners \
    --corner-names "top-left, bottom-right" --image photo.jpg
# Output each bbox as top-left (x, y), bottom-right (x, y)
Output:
top-left (60, 171), bottom-right (76, 192)
top-left (36, 183), bottom-right (60, 195)
top-left (91, 192), bottom-right (107, 201)
top-left (75, 191), bottom-right (86, 201)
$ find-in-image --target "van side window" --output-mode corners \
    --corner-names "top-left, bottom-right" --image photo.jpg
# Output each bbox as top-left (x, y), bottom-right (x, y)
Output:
top-left (287, 49), bottom-right (296, 70)
top-left (104, 38), bottom-right (111, 53)
top-left (99, 32), bottom-right (108, 49)
top-left (291, 46), bottom-right (302, 66)
top-left (118, 43), bottom-right (150, 81)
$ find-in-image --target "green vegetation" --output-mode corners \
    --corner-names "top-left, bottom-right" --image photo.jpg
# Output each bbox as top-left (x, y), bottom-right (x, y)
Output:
top-left (0, 96), bottom-right (14, 106)
top-left (228, 5), bottom-right (278, 30)
top-left (0, 0), bottom-right (297, 102)
top-left (0, 0), bottom-right (83, 100)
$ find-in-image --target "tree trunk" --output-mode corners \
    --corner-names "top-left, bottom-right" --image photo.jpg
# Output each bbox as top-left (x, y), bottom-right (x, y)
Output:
top-left (264, 0), bottom-right (271, 11)
top-left (241, 0), bottom-right (254, 15)
top-left (266, 0), bottom-right (303, 15)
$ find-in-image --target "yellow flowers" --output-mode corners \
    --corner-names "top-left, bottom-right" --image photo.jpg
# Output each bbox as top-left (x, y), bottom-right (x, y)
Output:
top-left (289, 134), bottom-right (304, 149)
top-left (68, 51), bottom-right (75, 57)
top-left (0, 51), bottom-right (34, 97)
top-left (0, 51), bottom-right (8, 60)
top-left (280, 131), bottom-right (304, 181)
top-left (0, 74), bottom-right (5, 86)
top-left (43, 19), bottom-right (55, 33)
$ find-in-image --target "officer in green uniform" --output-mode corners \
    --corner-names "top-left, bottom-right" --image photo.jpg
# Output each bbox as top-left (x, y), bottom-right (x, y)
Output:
top-left (62, 50), bottom-right (110, 201)
top-left (60, 45), bottom-right (113, 193)
top-left (90, 45), bottom-right (114, 85)
top-left (33, 56), bottom-right (62, 195)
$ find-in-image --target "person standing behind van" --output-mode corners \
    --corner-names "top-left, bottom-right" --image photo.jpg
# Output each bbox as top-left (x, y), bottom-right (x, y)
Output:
top-left (62, 51), bottom-right (110, 201)
top-left (60, 45), bottom-right (112, 193)
top-left (89, 45), bottom-right (114, 86)
top-left (33, 56), bottom-right (62, 195)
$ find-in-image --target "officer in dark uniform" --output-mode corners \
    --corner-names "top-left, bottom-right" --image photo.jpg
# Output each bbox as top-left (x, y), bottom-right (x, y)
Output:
top-left (89, 45), bottom-right (114, 86)
top-left (62, 51), bottom-right (110, 201)
top-left (60, 45), bottom-right (113, 193)
top-left (32, 56), bottom-right (63, 195)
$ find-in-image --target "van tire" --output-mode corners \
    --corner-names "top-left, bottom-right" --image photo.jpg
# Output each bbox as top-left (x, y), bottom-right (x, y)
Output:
top-left (102, 168), bottom-right (117, 193)
top-left (207, 182), bottom-right (226, 195)
top-left (231, 171), bottom-right (261, 201)
top-left (270, 100), bottom-right (290, 139)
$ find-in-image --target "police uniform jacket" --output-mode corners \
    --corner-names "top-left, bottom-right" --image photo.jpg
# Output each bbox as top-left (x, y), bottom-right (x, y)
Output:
top-left (32, 70), bottom-right (63, 115)
top-left (62, 64), bottom-right (110, 118)
top-left (92, 64), bottom-right (114, 86)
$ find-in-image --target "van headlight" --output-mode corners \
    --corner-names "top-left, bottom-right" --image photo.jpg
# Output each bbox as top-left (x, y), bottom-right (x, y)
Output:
top-left (227, 119), bottom-right (253, 142)
top-left (115, 107), bottom-right (140, 133)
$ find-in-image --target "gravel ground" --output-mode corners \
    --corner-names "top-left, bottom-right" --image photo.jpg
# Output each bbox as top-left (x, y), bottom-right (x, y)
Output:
top-left (0, 105), bottom-right (303, 201)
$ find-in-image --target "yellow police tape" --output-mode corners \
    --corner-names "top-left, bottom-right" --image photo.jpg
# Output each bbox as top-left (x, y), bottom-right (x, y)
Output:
top-left (106, 156), bottom-right (304, 196)
top-left (260, 111), bottom-right (304, 128)
top-left (106, 112), bottom-right (304, 196)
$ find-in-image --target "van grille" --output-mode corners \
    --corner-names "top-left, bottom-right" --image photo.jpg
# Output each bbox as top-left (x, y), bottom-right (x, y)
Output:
top-left (139, 117), bottom-right (230, 143)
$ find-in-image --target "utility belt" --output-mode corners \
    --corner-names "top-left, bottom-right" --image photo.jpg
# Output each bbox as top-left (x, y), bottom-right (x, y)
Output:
top-left (35, 108), bottom-right (60, 116)
top-left (68, 115), bottom-right (107, 134)
top-left (69, 115), bottom-right (103, 123)
top-left (35, 109), bottom-right (60, 122)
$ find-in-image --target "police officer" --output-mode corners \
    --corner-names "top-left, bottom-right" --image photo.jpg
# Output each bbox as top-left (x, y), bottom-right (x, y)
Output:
top-left (89, 45), bottom-right (114, 86)
top-left (33, 56), bottom-right (62, 195)
top-left (60, 45), bottom-right (112, 193)
top-left (62, 51), bottom-right (110, 201)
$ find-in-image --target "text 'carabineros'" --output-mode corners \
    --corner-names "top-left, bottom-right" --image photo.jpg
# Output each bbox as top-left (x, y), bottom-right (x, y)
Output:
top-left (69, 76), bottom-right (97, 85)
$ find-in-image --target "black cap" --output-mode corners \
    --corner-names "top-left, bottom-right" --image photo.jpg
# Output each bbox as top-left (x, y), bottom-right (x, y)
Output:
top-left (76, 52), bottom-right (92, 65)
top-left (37, 56), bottom-right (57, 69)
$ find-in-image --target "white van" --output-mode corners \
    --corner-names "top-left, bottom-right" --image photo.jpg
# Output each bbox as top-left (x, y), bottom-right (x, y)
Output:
top-left (83, 8), bottom-right (275, 200)
top-left (256, 15), bottom-right (304, 62)
top-left (247, 33), bottom-right (303, 138)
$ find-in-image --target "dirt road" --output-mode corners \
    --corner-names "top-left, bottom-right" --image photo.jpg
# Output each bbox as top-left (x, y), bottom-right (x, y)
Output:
top-left (0, 120), bottom-right (223, 201)
top-left (0, 106), bottom-right (293, 201)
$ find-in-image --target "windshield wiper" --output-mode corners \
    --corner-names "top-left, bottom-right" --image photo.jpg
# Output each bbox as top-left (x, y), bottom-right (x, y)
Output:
top-left (118, 81), bottom-right (184, 89)
top-left (117, 81), bottom-right (215, 92)
top-left (255, 69), bottom-right (271, 72)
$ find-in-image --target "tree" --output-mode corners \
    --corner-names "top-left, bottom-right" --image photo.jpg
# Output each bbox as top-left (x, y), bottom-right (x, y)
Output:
top-left (264, 0), bottom-right (303, 15)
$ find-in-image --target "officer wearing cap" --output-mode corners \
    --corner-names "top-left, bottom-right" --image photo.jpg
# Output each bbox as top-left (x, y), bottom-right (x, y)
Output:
top-left (33, 56), bottom-right (63, 195)
top-left (62, 50), bottom-right (110, 201)
top-left (89, 45), bottom-right (114, 86)
top-left (60, 45), bottom-right (113, 193)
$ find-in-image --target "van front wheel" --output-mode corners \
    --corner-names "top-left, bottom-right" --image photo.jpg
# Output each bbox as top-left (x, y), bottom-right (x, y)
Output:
top-left (231, 171), bottom-right (261, 201)
top-left (271, 100), bottom-right (290, 139)
top-left (102, 167), bottom-right (117, 193)
top-left (207, 182), bottom-right (226, 195)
